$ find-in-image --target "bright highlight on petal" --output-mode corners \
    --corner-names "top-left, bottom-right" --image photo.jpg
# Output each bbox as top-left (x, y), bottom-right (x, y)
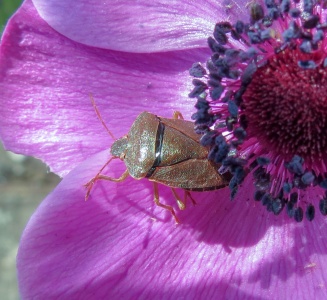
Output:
top-left (190, 0), bottom-right (327, 221)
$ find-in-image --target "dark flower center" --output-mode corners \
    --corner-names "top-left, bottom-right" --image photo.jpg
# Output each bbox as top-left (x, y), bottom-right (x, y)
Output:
top-left (189, 0), bottom-right (327, 222)
top-left (243, 48), bottom-right (327, 164)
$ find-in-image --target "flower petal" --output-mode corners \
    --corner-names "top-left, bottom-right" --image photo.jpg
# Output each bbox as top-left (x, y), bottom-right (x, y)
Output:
top-left (18, 150), bottom-right (327, 299)
top-left (32, 0), bottom-right (248, 52)
top-left (0, 0), bottom-right (208, 176)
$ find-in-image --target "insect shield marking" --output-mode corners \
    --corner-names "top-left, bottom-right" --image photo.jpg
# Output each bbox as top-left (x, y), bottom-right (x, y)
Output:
top-left (85, 99), bottom-right (230, 223)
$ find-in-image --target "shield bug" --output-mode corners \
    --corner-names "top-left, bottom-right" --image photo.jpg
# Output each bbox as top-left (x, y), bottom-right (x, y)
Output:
top-left (85, 96), bottom-right (230, 223)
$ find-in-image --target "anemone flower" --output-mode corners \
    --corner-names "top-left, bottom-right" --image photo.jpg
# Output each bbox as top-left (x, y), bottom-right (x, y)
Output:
top-left (1, 0), bottom-right (327, 298)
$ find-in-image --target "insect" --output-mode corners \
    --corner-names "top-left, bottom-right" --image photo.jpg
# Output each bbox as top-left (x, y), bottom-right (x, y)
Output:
top-left (85, 96), bottom-right (230, 223)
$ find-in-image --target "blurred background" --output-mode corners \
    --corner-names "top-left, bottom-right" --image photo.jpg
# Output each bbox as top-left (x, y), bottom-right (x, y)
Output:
top-left (0, 1), bottom-right (61, 299)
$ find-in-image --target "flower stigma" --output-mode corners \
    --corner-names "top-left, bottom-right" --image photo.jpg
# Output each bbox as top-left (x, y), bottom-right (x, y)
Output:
top-left (190, 0), bottom-right (327, 222)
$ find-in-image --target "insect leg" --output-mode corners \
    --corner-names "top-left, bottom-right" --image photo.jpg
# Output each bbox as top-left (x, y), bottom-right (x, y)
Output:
top-left (170, 188), bottom-right (186, 210)
top-left (172, 111), bottom-right (184, 120)
top-left (184, 190), bottom-right (197, 206)
top-left (153, 183), bottom-right (180, 223)
top-left (96, 170), bottom-right (129, 182)
top-left (84, 156), bottom-right (128, 199)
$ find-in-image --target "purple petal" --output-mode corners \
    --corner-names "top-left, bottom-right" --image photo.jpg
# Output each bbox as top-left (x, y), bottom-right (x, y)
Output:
top-left (0, 0), bottom-right (209, 176)
top-left (32, 0), bottom-right (248, 52)
top-left (18, 150), bottom-right (327, 299)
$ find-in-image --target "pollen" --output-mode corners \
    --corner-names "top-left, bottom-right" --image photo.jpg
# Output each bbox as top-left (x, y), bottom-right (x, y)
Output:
top-left (189, 0), bottom-right (327, 221)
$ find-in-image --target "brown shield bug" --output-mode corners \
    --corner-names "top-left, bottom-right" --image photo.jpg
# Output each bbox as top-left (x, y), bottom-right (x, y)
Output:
top-left (85, 96), bottom-right (230, 223)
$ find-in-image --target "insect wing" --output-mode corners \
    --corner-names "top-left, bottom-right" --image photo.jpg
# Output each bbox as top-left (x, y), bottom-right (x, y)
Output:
top-left (159, 117), bottom-right (202, 143)
top-left (159, 124), bottom-right (208, 166)
top-left (149, 159), bottom-right (229, 190)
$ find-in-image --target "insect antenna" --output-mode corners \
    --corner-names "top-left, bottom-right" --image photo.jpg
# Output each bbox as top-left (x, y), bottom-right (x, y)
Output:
top-left (89, 94), bottom-right (116, 140)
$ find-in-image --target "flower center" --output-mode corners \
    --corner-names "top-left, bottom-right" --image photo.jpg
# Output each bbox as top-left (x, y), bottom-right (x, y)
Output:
top-left (189, 0), bottom-right (327, 222)
top-left (243, 48), bottom-right (327, 164)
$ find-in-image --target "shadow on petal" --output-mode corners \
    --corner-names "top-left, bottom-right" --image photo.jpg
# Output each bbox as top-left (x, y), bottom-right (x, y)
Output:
top-left (17, 151), bottom-right (327, 299)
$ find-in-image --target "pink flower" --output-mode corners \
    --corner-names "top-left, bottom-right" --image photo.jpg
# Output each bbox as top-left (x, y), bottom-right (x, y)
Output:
top-left (1, 0), bottom-right (327, 299)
